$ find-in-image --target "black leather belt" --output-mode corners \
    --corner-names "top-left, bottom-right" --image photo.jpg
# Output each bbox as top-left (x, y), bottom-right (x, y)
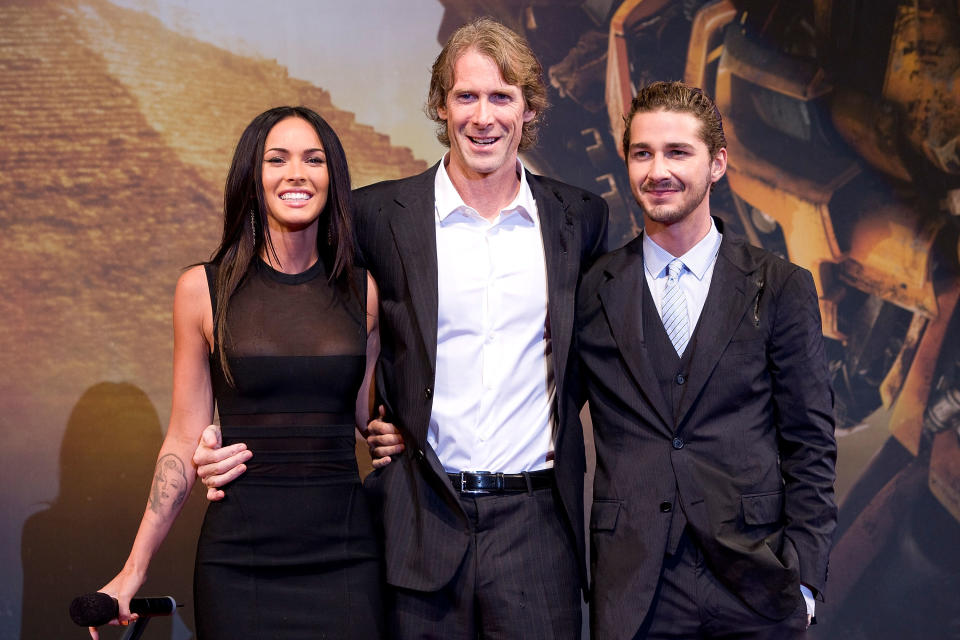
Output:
top-left (447, 469), bottom-right (554, 494)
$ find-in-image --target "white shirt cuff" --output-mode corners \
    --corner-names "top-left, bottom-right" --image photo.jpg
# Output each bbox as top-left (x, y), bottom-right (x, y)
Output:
top-left (800, 584), bottom-right (815, 617)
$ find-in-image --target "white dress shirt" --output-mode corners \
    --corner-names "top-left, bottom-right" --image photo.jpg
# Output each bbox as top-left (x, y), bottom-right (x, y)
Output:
top-left (429, 157), bottom-right (554, 473)
top-left (643, 218), bottom-right (722, 335)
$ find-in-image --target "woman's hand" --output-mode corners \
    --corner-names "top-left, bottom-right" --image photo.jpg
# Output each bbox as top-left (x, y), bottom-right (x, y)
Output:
top-left (87, 567), bottom-right (145, 639)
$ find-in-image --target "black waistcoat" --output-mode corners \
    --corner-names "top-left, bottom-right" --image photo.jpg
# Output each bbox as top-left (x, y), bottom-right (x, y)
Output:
top-left (641, 279), bottom-right (701, 553)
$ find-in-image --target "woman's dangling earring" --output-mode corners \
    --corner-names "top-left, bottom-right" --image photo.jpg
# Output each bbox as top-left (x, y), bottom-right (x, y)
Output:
top-left (250, 208), bottom-right (256, 248)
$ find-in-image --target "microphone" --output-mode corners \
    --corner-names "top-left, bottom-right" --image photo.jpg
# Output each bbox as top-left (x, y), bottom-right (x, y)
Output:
top-left (69, 592), bottom-right (177, 627)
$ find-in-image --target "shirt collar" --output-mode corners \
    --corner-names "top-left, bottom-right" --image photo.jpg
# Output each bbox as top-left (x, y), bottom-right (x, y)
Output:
top-left (643, 217), bottom-right (722, 280)
top-left (434, 154), bottom-right (537, 225)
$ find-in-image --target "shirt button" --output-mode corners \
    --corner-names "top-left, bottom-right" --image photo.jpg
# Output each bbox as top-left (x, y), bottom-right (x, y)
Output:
top-left (676, 373), bottom-right (685, 385)
top-left (659, 501), bottom-right (673, 513)
top-left (424, 387), bottom-right (433, 399)
top-left (672, 437), bottom-right (684, 450)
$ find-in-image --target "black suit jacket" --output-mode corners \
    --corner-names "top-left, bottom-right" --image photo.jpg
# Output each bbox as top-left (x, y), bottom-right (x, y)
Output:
top-left (576, 222), bottom-right (837, 639)
top-left (354, 163), bottom-right (608, 592)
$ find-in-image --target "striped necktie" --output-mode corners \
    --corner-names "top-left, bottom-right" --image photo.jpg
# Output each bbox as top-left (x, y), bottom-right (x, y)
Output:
top-left (661, 259), bottom-right (689, 356)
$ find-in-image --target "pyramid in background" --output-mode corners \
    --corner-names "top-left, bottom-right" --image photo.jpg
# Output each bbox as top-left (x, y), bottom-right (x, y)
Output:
top-left (72, 0), bottom-right (428, 189)
top-left (0, 0), bottom-right (427, 420)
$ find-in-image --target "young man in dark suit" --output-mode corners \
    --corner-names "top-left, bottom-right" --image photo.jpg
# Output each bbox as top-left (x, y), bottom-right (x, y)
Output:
top-left (195, 18), bottom-right (608, 639)
top-left (577, 81), bottom-right (836, 639)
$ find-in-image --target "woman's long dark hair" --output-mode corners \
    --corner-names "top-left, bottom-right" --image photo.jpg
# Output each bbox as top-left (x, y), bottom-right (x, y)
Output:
top-left (209, 106), bottom-right (355, 384)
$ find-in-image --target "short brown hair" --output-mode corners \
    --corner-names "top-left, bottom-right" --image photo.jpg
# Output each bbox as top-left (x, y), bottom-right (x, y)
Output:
top-left (622, 81), bottom-right (726, 159)
top-left (426, 17), bottom-right (548, 151)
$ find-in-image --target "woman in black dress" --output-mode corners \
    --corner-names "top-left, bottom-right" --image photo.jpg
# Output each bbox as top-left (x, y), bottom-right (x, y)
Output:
top-left (92, 107), bottom-right (383, 639)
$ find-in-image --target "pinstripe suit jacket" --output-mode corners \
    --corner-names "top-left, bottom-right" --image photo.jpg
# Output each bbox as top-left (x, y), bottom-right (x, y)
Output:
top-left (354, 163), bottom-right (608, 591)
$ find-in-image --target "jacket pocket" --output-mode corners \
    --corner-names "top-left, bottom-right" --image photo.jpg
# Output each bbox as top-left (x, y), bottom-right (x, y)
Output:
top-left (741, 490), bottom-right (784, 525)
top-left (590, 499), bottom-right (622, 531)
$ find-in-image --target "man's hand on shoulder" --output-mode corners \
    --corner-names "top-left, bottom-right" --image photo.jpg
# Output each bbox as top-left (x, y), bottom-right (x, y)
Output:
top-left (365, 405), bottom-right (405, 469)
top-left (193, 424), bottom-right (252, 501)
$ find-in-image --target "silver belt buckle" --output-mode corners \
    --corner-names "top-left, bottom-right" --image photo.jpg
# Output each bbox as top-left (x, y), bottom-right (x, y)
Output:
top-left (460, 470), bottom-right (493, 494)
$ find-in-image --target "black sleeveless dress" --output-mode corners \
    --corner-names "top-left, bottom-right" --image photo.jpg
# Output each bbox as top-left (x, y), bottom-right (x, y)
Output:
top-left (194, 258), bottom-right (382, 639)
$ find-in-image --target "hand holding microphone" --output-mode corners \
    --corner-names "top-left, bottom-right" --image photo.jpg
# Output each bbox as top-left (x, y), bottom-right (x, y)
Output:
top-left (69, 592), bottom-right (177, 627)
top-left (72, 584), bottom-right (179, 640)
top-left (79, 567), bottom-right (149, 639)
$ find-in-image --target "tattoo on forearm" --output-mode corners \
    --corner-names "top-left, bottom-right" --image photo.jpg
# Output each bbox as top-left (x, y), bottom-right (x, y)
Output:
top-left (148, 454), bottom-right (188, 515)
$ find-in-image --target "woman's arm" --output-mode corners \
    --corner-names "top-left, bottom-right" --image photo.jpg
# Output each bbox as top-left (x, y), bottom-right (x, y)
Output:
top-left (90, 266), bottom-right (214, 638)
top-left (355, 273), bottom-right (381, 432)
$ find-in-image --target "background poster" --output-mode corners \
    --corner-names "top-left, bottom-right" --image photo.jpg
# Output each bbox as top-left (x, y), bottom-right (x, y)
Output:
top-left (2, 1), bottom-right (958, 638)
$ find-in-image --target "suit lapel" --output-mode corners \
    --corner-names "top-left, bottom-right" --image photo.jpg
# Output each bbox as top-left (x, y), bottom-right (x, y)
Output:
top-left (596, 237), bottom-right (674, 432)
top-left (386, 167), bottom-right (440, 372)
top-left (676, 235), bottom-right (761, 427)
top-left (530, 174), bottom-right (576, 395)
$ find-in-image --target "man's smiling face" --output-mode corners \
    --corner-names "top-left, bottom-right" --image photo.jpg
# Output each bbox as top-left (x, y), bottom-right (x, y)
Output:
top-left (437, 47), bottom-right (535, 183)
top-left (626, 109), bottom-right (726, 231)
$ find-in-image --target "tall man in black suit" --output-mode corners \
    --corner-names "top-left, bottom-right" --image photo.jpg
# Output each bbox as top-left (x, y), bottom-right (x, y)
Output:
top-left (194, 18), bottom-right (608, 639)
top-left (577, 82), bottom-right (836, 639)
top-left (353, 17), bottom-right (607, 638)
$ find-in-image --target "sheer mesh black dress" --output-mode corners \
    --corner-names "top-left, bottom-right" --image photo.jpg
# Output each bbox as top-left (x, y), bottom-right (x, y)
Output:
top-left (194, 258), bottom-right (382, 639)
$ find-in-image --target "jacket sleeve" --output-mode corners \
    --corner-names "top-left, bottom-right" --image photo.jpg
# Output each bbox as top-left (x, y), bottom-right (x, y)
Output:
top-left (767, 265), bottom-right (838, 596)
